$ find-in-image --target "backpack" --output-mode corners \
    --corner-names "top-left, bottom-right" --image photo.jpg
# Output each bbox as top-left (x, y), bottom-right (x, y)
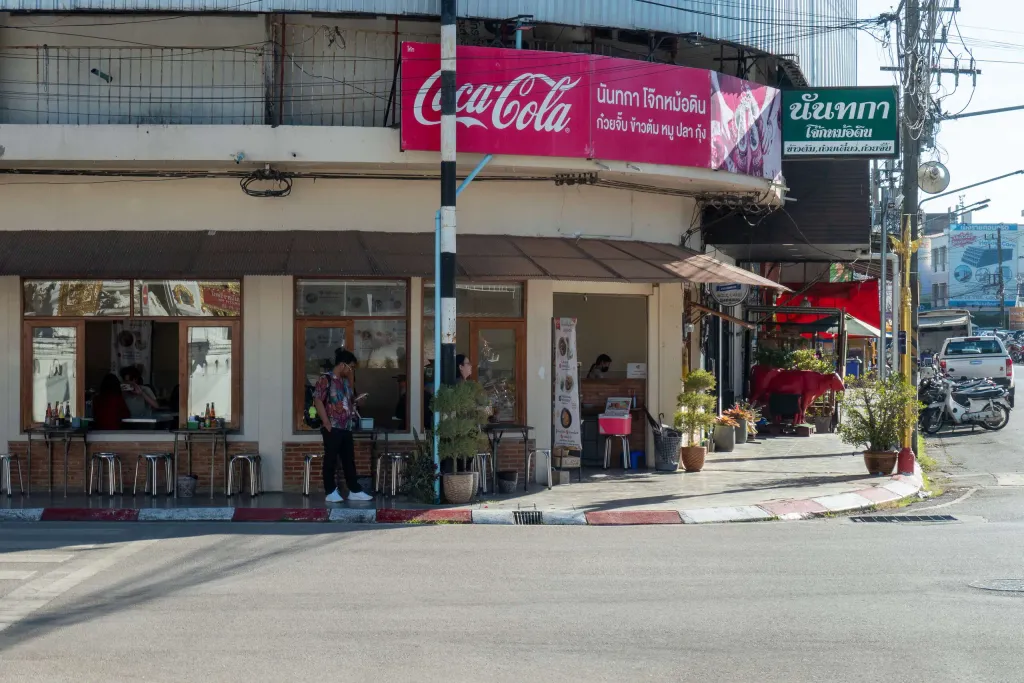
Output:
top-left (303, 377), bottom-right (324, 429)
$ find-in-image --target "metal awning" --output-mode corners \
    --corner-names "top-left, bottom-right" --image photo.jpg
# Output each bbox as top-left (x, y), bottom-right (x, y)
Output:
top-left (0, 231), bottom-right (788, 289)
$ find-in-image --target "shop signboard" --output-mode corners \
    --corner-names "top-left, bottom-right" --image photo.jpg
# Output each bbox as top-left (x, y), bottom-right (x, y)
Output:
top-left (1010, 308), bottom-right (1024, 331)
top-left (948, 223), bottom-right (1018, 308)
top-left (401, 42), bottom-right (781, 179)
top-left (782, 86), bottom-right (899, 158)
top-left (710, 283), bottom-right (750, 307)
top-left (552, 317), bottom-right (581, 449)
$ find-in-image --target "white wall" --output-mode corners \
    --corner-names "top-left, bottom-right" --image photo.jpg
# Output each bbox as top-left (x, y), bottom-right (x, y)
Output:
top-left (0, 176), bottom-right (692, 245)
top-left (0, 277), bottom-right (19, 451)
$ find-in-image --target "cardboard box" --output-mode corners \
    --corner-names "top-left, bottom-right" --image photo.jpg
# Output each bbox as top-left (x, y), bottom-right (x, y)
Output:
top-left (550, 470), bottom-right (571, 486)
top-left (553, 455), bottom-right (581, 469)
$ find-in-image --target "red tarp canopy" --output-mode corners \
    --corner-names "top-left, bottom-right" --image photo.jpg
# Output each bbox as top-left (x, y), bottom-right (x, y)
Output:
top-left (775, 280), bottom-right (880, 329)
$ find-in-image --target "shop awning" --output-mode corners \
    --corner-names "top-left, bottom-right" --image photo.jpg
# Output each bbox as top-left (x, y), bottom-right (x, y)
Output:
top-left (0, 231), bottom-right (788, 289)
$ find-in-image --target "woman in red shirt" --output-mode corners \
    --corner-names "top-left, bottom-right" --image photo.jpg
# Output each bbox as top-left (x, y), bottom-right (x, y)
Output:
top-left (93, 373), bottom-right (130, 430)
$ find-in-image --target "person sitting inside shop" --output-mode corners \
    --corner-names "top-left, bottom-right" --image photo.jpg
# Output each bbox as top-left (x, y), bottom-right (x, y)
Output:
top-left (94, 373), bottom-right (131, 430)
top-left (587, 354), bottom-right (612, 379)
top-left (121, 366), bottom-right (160, 418)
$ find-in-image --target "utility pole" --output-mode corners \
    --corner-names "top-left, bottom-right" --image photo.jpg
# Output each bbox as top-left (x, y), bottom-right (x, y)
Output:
top-left (902, 0), bottom-right (922, 380)
top-left (998, 225), bottom-right (1006, 327)
top-left (439, 0), bottom-right (458, 387)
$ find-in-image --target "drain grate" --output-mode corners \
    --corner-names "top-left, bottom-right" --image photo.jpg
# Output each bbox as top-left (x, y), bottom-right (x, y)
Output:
top-left (850, 514), bottom-right (958, 523)
top-left (513, 510), bottom-right (543, 525)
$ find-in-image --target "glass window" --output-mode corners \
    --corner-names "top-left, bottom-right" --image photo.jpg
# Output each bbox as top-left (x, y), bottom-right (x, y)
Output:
top-left (24, 280), bottom-right (131, 317)
top-left (296, 280), bottom-right (407, 317)
top-left (477, 327), bottom-right (520, 423)
top-left (28, 326), bottom-right (79, 423)
top-left (186, 326), bottom-right (234, 422)
top-left (943, 339), bottom-right (1002, 356)
top-left (135, 281), bottom-right (241, 317)
top-left (424, 283), bottom-right (523, 318)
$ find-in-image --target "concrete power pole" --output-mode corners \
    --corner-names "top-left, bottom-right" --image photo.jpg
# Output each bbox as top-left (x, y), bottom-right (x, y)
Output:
top-left (439, 0), bottom-right (458, 387)
top-left (998, 225), bottom-right (1006, 327)
top-left (902, 0), bottom-right (922, 375)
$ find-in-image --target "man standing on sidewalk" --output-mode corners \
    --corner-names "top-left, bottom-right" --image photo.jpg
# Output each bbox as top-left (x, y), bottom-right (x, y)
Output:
top-left (314, 348), bottom-right (373, 502)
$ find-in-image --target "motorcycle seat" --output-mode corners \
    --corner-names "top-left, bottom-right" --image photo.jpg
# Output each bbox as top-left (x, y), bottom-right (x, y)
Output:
top-left (953, 388), bottom-right (1004, 400)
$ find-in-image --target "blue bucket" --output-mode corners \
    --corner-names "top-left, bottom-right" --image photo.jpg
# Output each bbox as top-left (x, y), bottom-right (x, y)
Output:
top-left (629, 451), bottom-right (644, 470)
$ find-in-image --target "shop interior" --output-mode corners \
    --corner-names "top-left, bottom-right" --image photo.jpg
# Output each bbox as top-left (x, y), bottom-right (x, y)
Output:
top-left (553, 293), bottom-right (648, 468)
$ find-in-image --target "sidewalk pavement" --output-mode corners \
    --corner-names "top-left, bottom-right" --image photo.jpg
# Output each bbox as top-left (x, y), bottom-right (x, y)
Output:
top-left (0, 433), bottom-right (923, 525)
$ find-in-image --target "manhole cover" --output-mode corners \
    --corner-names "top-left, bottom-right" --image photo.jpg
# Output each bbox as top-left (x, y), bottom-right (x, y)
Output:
top-left (850, 515), bottom-right (958, 523)
top-left (970, 579), bottom-right (1024, 593)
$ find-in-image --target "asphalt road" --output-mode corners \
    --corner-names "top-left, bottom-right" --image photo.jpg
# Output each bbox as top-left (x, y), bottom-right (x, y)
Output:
top-left (1, 515), bottom-right (1023, 683)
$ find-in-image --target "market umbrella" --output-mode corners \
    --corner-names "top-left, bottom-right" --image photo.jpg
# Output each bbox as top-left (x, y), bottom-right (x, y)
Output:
top-left (826, 314), bottom-right (881, 339)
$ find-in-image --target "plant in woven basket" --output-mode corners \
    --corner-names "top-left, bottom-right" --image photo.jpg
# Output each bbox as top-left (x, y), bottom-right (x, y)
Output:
top-left (675, 370), bottom-right (717, 446)
top-left (431, 381), bottom-right (490, 503)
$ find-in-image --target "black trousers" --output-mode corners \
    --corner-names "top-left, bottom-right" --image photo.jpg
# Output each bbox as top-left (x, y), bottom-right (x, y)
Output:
top-left (321, 428), bottom-right (363, 494)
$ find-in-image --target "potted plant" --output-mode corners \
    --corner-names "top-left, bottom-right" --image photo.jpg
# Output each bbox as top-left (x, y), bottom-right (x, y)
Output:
top-left (431, 381), bottom-right (490, 504)
top-left (403, 429), bottom-right (441, 504)
top-left (724, 403), bottom-right (757, 444)
top-left (713, 414), bottom-right (738, 452)
top-left (674, 370), bottom-right (717, 472)
top-left (806, 404), bottom-right (834, 434)
top-left (836, 375), bottom-right (919, 475)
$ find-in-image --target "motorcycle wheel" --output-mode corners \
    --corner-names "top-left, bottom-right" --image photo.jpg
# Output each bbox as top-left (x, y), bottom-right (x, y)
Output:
top-left (980, 405), bottom-right (1011, 431)
top-left (922, 408), bottom-right (944, 435)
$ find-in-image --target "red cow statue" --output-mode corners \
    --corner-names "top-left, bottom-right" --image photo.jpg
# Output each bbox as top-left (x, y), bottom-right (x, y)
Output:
top-left (749, 366), bottom-right (845, 424)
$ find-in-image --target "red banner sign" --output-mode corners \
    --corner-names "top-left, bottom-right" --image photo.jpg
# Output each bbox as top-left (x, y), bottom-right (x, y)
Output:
top-left (401, 42), bottom-right (781, 179)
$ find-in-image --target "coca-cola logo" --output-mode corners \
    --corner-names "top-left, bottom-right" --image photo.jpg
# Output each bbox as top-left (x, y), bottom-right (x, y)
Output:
top-left (412, 69), bottom-right (581, 133)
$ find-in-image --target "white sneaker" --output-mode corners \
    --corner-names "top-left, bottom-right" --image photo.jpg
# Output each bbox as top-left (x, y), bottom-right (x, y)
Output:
top-left (348, 491), bottom-right (374, 502)
top-left (325, 489), bottom-right (344, 503)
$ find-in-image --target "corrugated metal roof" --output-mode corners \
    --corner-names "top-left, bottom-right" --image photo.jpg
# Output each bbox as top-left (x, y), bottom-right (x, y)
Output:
top-left (0, 0), bottom-right (856, 86)
top-left (0, 230), bottom-right (786, 288)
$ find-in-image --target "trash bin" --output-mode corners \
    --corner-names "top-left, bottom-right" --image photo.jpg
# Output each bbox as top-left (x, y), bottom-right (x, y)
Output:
top-left (845, 358), bottom-right (863, 378)
top-left (629, 450), bottom-right (644, 470)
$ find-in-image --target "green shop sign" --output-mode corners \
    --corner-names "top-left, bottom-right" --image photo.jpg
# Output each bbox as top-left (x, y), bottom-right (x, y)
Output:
top-left (782, 86), bottom-right (899, 158)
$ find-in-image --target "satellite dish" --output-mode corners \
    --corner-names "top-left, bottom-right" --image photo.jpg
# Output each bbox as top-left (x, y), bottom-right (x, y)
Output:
top-left (918, 161), bottom-right (951, 194)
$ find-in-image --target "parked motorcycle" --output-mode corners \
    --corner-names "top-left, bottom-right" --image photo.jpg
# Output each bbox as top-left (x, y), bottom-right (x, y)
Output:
top-left (919, 374), bottom-right (1012, 434)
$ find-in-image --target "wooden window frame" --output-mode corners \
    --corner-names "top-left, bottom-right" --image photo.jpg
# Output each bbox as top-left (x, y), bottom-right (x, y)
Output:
top-left (293, 279), bottom-right (411, 434)
top-left (21, 319), bottom-right (86, 431)
top-left (179, 319), bottom-right (243, 430)
top-left (20, 278), bottom-right (243, 432)
top-left (421, 281), bottom-right (528, 426)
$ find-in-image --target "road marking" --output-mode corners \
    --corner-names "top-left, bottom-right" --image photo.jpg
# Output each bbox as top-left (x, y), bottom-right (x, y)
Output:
top-left (0, 540), bottom-right (155, 633)
top-left (908, 487), bottom-right (978, 512)
top-left (0, 554), bottom-right (74, 564)
top-left (0, 571), bottom-right (36, 581)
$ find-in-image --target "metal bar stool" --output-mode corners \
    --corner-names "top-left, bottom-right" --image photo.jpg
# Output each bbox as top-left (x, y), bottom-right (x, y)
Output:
top-left (0, 453), bottom-right (24, 496)
top-left (133, 453), bottom-right (174, 497)
top-left (227, 453), bottom-right (263, 497)
top-left (375, 453), bottom-right (406, 497)
top-left (89, 452), bottom-right (124, 496)
top-left (302, 453), bottom-right (322, 497)
top-left (603, 435), bottom-right (631, 470)
top-left (471, 452), bottom-right (491, 494)
top-left (525, 449), bottom-right (552, 490)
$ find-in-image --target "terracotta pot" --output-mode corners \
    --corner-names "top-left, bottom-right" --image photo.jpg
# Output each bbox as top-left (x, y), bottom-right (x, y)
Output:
top-left (863, 451), bottom-right (898, 476)
top-left (734, 419), bottom-right (749, 444)
top-left (442, 472), bottom-right (476, 504)
top-left (680, 446), bottom-right (707, 472)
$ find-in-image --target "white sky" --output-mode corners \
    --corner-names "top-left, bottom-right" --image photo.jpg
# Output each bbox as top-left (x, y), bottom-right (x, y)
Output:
top-left (857, 0), bottom-right (1024, 222)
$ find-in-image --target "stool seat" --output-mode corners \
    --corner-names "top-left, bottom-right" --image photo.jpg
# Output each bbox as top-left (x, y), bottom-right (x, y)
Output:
top-left (90, 452), bottom-right (124, 496)
top-left (302, 453), bottom-right (323, 496)
top-left (228, 453), bottom-right (263, 497)
top-left (375, 452), bottom-right (407, 497)
top-left (0, 453), bottom-right (24, 496)
top-left (133, 452), bottom-right (173, 497)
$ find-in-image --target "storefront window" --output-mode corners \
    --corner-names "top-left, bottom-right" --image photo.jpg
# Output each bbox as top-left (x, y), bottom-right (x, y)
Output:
top-left (24, 280), bottom-right (131, 317)
top-left (20, 279), bottom-right (241, 430)
top-left (25, 325), bottom-right (80, 424)
top-left (296, 280), bottom-right (407, 317)
top-left (423, 283), bottom-right (522, 318)
top-left (134, 280), bottom-right (241, 317)
top-left (294, 280), bottom-right (409, 432)
top-left (423, 281), bottom-right (525, 424)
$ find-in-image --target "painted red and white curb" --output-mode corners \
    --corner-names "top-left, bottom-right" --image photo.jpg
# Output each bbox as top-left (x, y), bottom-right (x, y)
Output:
top-left (0, 466), bottom-right (922, 526)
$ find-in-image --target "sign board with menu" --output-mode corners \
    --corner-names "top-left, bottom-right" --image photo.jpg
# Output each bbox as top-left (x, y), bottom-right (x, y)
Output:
top-left (552, 318), bottom-right (581, 449)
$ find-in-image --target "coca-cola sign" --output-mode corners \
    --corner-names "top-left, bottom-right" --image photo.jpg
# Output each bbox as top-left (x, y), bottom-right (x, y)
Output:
top-left (401, 42), bottom-right (781, 178)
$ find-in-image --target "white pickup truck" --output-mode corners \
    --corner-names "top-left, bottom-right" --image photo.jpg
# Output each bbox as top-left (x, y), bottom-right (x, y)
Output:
top-left (937, 336), bottom-right (1015, 405)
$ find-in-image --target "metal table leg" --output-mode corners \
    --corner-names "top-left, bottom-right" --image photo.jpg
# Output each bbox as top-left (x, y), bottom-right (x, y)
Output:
top-left (489, 433), bottom-right (501, 494)
top-left (172, 433), bottom-right (179, 499)
top-left (522, 429), bottom-right (530, 492)
top-left (210, 435), bottom-right (217, 500)
top-left (46, 436), bottom-right (54, 493)
top-left (81, 433), bottom-right (89, 495)
top-left (26, 433), bottom-right (33, 496)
